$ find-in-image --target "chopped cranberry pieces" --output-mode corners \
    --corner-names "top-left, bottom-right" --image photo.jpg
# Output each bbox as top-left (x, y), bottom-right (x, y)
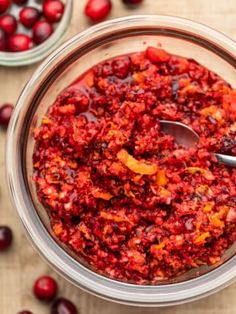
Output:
top-left (33, 46), bottom-right (236, 283)
top-left (0, 103), bottom-right (14, 126)
top-left (85, 0), bottom-right (112, 22)
top-left (32, 20), bottom-right (53, 45)
top-left (146, 46), bottom-right (170, 63)
top-left (19, 6), bottom-right (40, 28)
top-left (51, 298), bottom-right (78, 314)
top-left (112, 56), bottom-right (131, 79)
top-left (33, 275), bottom-right (58, 301)
top-left (8, 34), bottom-right (32, 52)
top-left (0, 14), bottom-right (17, 35)
top-left (0, 0), bottom-right (10, 14)
top-left (226, 208), bottom-right (236, 223)
top-left (184, 217), bottom-right (194, 231)
top-left (0, 226), bottom-right (13, 251)
top-left (43, 0), bottom-right (65, 23)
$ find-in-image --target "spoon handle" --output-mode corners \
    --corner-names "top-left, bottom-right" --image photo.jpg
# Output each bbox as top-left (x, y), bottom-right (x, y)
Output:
top-left (215, 153), bottom-right (236, 167)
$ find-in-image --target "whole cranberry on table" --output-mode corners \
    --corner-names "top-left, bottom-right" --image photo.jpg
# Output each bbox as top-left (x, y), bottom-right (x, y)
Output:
top-left (85, 0), bottom-right (112, 22)
top-left (0, 226), bottom-right (13, 251)
top-left (33, 275), bottom-right (58, 301)
top-left (0, 103), bottom-right (14, 126)
top-left (17, 311), bottom-right (33, 314)
top-left (51, 298), bottom-right (78, 314)
top-left (0, 0), bottom-right (10, 14)
top-left (0, 14), bottom-right (17, 35)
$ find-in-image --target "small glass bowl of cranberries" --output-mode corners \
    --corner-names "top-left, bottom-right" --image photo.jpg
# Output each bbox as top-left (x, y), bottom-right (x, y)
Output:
top-left (6, 15), bottom-right (236, 306)
top-left (0, 0), bottom-right (72, 66)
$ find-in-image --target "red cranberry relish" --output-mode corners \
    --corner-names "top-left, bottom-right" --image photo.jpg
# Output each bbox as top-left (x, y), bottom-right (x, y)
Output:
top-left (33, 46), bottom-right (236, 284)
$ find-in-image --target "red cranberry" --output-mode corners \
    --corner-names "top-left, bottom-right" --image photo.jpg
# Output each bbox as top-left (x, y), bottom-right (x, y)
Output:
top-left (112, 56), bottom-right (130, 79)
top-left (0, 226), bottom-right (13, 250)
top-left (13, 0), bottom-right (28, 5)
top-left (0, 0), bottom-right (10, 14)
top-left (0, 27), bottom-right (7, 51)
top-left (85, 0), bottom-right (112, 22)
top-left (0, 14), bottom-right (17, 35)
top-left (122, 0), bottom-right (143, 3)
top-left (33, 275), bottom-right (58, 301)
top-left (19, 7), bottom-right (40, 28)
top-left (51, 298), bottom-right (78, 314)
top-left (0, 103), bottom-right (14, 125)
top-left (17, 311), bottom-right (33, 314)
top-left (32, 20), bottom-right (53, 45)
top-left (8, 34), bottom-right (32, 52)
top-left (43, 0), bottom-right (64, 23)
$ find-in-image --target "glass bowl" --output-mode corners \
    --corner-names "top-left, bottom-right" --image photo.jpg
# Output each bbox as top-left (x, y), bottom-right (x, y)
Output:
top-left (0, 0), bottom-right (72, 67)
top-left (6, 15), bottom-right (236, 306)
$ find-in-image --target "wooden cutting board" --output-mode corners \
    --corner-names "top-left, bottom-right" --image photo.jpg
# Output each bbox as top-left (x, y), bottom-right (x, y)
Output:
top-left (0, 0), bottom-right (236, 313)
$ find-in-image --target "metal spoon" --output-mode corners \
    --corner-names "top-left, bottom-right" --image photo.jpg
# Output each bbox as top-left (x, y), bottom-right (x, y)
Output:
top-left (159, 120), bottom-right (236, 167)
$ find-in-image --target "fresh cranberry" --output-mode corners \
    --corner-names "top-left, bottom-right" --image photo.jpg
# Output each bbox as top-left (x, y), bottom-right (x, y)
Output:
top-left (33, 275), bottom-right (58, 301)
top-left (0, 226), bottom-right (13, 251)
top-left (8, 34), bottom-right (32, 52)
top-left (0, 0), bottom-right (10, 14)
top-left (51, 298), bottom-right (78, 314)
top-left (85, 0), bottom-right (112, 22)
top-left (13, 0), bottom-right (28, 5)
top-left (32, 20), bottom-right (53, 45)
top-left (0, 15), bottom-right (17, 35)
top-left (17, 311), bottom-right (33, 314)
top-left (19, 7), bottom-right (40, 28)
top-left (43, 0), bottom-right (64, 23)
top-left (0, 103), bottom-right (14, 125)
top-left (122, 0), bottom-right (143, 3)
top-left (0, 27), bottom-right (7, 51)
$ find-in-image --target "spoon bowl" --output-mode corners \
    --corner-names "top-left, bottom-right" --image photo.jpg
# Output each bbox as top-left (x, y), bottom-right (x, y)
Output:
top-left (159, 120), bottom-right (199, 148)
top-left (159, 120), bottom-right (236, 167)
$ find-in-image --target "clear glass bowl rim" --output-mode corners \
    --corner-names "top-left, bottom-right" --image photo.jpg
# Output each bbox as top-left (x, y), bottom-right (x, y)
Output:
top-left (6, 15), bottom-right (236, 307)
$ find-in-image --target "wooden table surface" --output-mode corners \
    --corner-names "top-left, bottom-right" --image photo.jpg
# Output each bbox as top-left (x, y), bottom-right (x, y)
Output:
top-left (0, 0), bottom-right (236, 313)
